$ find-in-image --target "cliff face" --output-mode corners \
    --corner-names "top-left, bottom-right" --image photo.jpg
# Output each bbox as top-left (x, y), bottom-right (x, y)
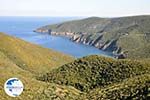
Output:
top-left (35, 15), bottom-right (150, 59)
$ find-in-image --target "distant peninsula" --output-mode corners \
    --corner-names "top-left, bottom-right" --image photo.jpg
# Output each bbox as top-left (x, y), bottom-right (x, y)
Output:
top-left (35, 15), bottom-right (150, 59)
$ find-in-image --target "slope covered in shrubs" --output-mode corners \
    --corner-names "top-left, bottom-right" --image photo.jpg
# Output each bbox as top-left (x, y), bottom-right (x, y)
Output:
top-left (38, 55), bottom-right (150, 99)
top-left (39, 55), bottom-right (150, 92)
top-left (1, 33), bottom-right (150, 99)
top-left (84, 74), bottom-right (150, 100)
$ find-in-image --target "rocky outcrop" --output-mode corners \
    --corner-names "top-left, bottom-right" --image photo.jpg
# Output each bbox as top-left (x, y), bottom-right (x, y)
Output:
top-left (50, 31), bottom-right (74, 37)
top-left (70, 34), bottom-right (120, 55)
top-left (70, 34), bottom-right (104, 49)
top-left (34, 29), bottom-right (49, 33)
top-left (35, 29), bottom-right (74, 38)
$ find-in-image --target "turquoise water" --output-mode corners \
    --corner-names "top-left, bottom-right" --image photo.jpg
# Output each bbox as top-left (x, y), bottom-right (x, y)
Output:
top-left (0, 17), bottom-right (112, 58)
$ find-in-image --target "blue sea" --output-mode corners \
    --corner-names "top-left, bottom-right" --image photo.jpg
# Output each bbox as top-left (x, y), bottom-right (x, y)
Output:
top-left (0, 16), bottom-right (112, 58)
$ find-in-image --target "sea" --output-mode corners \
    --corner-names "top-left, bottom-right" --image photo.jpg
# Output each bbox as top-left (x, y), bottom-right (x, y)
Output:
top-left (0, 16), bottom-right (112, 58)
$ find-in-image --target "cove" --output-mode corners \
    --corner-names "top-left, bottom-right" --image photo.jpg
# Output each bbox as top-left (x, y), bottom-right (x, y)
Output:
top-left (0, 16), bottom-right (112, 58)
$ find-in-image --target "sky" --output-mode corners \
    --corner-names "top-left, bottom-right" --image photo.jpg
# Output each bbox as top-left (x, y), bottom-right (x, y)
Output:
top-left (0, 0), bottom-right (150, 17)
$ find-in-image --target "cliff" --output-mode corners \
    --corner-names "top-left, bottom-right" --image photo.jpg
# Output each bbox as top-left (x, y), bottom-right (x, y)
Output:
top-left (35, 15), bottom-right (150, 59)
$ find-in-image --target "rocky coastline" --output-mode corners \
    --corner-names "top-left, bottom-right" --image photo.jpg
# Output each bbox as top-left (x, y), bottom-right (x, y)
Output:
top-left (34, 29), bottom-right (126, 59)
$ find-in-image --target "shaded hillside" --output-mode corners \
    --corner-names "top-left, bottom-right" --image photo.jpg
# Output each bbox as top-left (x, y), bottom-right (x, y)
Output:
top-left (84, 74), bottom-right (150, 100)
top-left (35, 15), bottom-right (150, 59)
top-left (0, 33), bottom-right (82, 100)
top-left (38, 55), bottom-right (150, 99)
top-left (0, 32), bottom-right (74, 74)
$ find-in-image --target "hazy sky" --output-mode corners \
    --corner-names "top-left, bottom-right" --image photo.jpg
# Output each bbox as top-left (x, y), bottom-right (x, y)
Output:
top-left (0, 0), bottom-right (150, 17)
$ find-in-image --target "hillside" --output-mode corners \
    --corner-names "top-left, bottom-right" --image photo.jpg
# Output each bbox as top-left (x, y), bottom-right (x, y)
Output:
top-left (0, 50), bottom-right (81, 100)
top-left (0, 32), bottom-right (81, 100)
top-left (0, 33), bottom-right (150, 99)
top-left (85, 74), bottom-right (150, 100)
top-left (35, 15), bottom-right (150, 59)
top-left (38, 55), bottom-right (150, 99)
top-left (0, 32), bottom-right (74, 74)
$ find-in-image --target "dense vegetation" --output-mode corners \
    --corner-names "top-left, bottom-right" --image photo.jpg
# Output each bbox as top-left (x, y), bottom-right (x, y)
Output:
top-left (39, 55), bottom-right (150, 99)
top-left (36, 15), bottom-right (150, 59)
top-left (85, 74), bottom-right (150, 100)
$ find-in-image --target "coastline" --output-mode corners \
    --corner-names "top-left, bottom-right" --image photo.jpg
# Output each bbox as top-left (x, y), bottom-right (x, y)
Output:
top-left (34, 29), bottom-right (124, 59)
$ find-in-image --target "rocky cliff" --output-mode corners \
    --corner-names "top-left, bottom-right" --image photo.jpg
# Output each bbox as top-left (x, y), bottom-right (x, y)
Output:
top-left (35, 15), bottom-right (150, 59)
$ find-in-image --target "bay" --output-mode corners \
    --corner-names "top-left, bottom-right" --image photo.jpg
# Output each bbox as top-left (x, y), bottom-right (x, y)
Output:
top-left (0, 16), bottom-right (112, 58)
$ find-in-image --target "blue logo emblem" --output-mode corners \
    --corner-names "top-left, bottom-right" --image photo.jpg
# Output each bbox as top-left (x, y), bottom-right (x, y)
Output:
top-left (4, 78), bottom-right (24, 97)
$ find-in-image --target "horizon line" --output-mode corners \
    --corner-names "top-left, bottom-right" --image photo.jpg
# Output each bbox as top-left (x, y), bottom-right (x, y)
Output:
top-left (0, 14), bottom-right (150, 18)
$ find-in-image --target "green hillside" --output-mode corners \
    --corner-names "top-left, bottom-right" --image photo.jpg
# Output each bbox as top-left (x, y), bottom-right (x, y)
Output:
top-left (0, 32), bottom-right (81, 100)
top-left (0, 32), bottom-right (150, 99)
top-left (38, 55), bottom-right (150, 99)
top-left (0, 52), bottom-right (81, 100)
top-left (35, 15), bottom-right (150, 59)
top-left (85, 74), bottom-right (150, 100)
top-left (0, 32), bottom-right (74, 74)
